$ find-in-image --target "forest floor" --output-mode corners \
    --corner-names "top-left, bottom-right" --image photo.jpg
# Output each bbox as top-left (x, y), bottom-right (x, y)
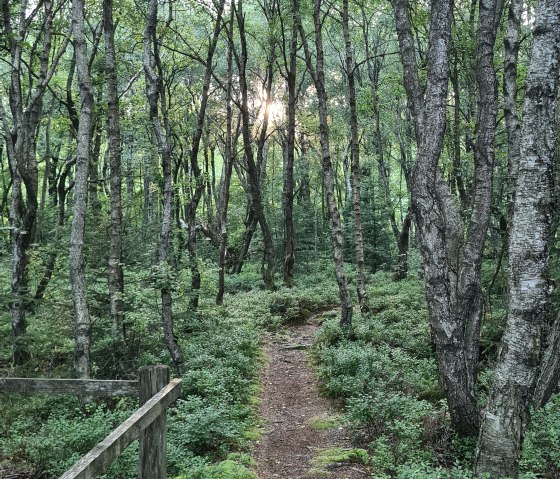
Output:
top-left (253, 311), bottom-right (369, 479)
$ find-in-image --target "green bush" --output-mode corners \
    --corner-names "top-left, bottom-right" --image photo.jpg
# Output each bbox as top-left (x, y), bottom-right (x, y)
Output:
top-left (0, 399), bottom-right (137, 478)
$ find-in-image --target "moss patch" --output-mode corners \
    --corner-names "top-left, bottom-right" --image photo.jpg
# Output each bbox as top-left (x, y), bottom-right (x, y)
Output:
top-left (306, 414), bottom-right (340, 431)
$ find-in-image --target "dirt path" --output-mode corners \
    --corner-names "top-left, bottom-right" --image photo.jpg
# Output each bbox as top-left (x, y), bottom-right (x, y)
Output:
top-left (253, 312), bottom-right (369, 479)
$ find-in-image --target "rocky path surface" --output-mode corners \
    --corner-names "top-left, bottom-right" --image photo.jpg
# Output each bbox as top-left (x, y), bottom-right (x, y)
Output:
top-left (253, 313), bottom-right (369, 479)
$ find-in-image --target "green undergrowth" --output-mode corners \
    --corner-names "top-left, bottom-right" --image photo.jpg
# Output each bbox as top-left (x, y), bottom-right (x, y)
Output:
top-left (312, 271), bottom-right (560, 479)
top-left (0, 307), bottom-right (261, 478)
top-left (0, 258), bottom-right (341, 478)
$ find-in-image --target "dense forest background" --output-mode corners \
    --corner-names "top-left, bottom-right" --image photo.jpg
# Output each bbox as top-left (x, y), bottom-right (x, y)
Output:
top-left (1, 0), bottom-right (559, 478)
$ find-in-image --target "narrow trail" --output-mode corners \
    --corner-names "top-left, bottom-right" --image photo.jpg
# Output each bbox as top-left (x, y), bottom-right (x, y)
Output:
top-left (253, 311), bottom-right (369, 479)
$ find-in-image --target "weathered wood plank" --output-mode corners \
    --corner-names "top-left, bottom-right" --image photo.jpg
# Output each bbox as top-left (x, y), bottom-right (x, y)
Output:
top-left (0, 378), bottom-right (139, 397)
top-left (58, 378), bottom-right (181, 479)
top-left (139, 365), bottom-right (168, 479)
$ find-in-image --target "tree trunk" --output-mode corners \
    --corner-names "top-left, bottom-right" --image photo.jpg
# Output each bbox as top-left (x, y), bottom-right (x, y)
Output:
top-left (342, 0), bottom-right (367, 308)
top-left (184, 0), bottom-right (225, 308)
top-left (282, 3), bottom-right (298, 288)
top-left (144, 0), bottom-right (185, 371)
top-left (0, 0), bottom-right (67, 364)
top-left (297, 0), bottom-right (353, 328)
top-left (216, 4), bottom-right (236, 305)
top-left (235, 0), bottom-right (275, 291)
top-left (475, 1), bottom-right (560, 476)
top-left (391, 0), bottom-right (503, 436)
top-left (104, 0), bottom-right (125, 347)
top-left (70, 0), bottom-right (94, 379)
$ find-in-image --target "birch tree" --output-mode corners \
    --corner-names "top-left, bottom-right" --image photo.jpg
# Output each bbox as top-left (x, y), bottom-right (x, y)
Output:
top-left (475, 1), bottom-right (560, 475)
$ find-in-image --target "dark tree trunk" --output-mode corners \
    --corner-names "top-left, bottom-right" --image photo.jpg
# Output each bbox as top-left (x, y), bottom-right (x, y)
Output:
top-left (216, 4), bottom-right (236, 306)
top-left (475, 2), bottom-right (560, 476)
top-left (144, 0), bottom-right (185, 371)
top-left (104, 0), bottom-right (125, 346)
top-left (281, 1), bottom-right (298, 288)
top-left (89, 120), bottom-right (102, 215)
top-left (342, 0), bottom-right (367, 308)
top-left (235, 0), bottom-right (275, 291)
top-left (185, 0), bottom-right (225, 308)
top-left (297, 0), bottom-right (353, 328)
top-left (34, 156), bottom-right (76, 302)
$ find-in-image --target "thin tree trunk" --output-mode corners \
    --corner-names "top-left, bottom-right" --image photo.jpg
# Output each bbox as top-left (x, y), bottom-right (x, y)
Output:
top-left (104, 0), bottom-right (125, 347)
top-left (282, 1), bottom-right (298, 288)
top-left (185, 0), bottom-right (225, 308)
top-left (475, 2), bottom-right (560, 476)
top-left (216, 5), bottom-right (235, 305)
top-left (144, 0), bottom-right (185, 370)
top-left (34, 156), bottom-right (76, 301)
top-left (235, 0), bottom-right (275, 290)
top-left (297, 0), bottom-right (353, 328)
top-left (89, 120), bottom-right (102, 215)
top-left (343, 0), bottom-right (367, 308)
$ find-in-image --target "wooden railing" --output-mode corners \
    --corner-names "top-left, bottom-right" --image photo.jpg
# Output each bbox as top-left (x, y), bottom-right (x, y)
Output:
top-left (0, 365), bottom-right (182, 479)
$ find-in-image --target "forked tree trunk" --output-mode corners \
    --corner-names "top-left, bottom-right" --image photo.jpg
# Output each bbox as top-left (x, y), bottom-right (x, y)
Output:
top-left (235, 0), bottom-right (275, 291)
top-left (185, 0), bottom-right (225, 308)
top-left (475, 1), bottom-right (560, 476)
top-left (0, 0), bottom-right (67, 365)
top-left (391, 0), bottom-right (503, 436)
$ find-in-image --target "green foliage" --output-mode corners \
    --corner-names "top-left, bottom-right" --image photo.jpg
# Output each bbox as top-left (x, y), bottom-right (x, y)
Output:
top-left (0, 399), bottom-right (137, 478)
top-left (312, 274), bottom-right (457, 475)
top-left (519, 394), bottom-right (560, 478)
top-left (172, 453), bottom-right (257, 479)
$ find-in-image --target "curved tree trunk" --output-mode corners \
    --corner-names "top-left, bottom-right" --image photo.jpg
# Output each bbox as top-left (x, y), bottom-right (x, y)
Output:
top-left (391, 0), bottom-right (503, 436)
top-left (475, 1), bottom-right (560, 476)
top-left (185, 0), bottom-right (225, 308)
top-left (235, 0), bottom-right (275, 291)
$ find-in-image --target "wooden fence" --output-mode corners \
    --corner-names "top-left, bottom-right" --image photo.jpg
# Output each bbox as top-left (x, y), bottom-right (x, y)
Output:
top-left (0, 365), bottom-right (182, 479)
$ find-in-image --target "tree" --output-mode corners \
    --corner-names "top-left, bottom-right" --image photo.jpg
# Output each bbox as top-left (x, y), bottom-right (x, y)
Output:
top-left (104, 0), bottom-right (125, 348)
top-left (216, 3), bottom-right (236, 305)
top-left (70, 0), bottom-right (95, 378)
top-left (279, 0), bottom-right (298, 288)
top-left (0, 0), bottom-right (69, 364)
top-left (342, 0), bottom-right (367, 309)
top-left (297, 0), bottom-right (353, 328)
top-left (143, 0), bottom-right (185, 370)
top-left (184, 0), bottom-right (226, 308)
top-left (391, 0), bottom-right (504, 435)
top-left (475, 1), bottom-right (560, 475)
top-left (234, 0), bottom-right (276, 291)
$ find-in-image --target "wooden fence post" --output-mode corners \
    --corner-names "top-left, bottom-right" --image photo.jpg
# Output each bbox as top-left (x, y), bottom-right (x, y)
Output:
top-left (138, 365), bottom-right (169, 479)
